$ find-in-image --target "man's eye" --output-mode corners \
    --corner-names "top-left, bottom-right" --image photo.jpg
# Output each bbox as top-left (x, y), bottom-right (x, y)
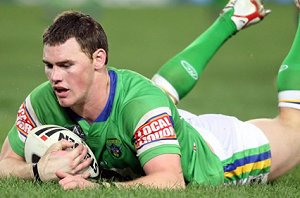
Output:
top-left (45, 64), bottom-right (53, 68)
top-left (62, 63), bottom-right (73, 68)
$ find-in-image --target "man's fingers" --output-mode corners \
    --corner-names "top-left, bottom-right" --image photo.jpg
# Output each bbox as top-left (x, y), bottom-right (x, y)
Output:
top-left (50, 142), bottom-right (85, 160)
top-left (72, 144), bottom-right (87, 161)
top-left (68, 144), bottom-right (87, 165)
top-left (60, 139), bottom-right (76, 150)
top-left (56, 169), bottom-right (90, 180)
top-left (59, 174), bottom-right (93, 190)
top-left (81, 172), bottom-right (91, 179)
top-left (56, 170), bottom-right (70, 179)
top-left (46, 140), bottom-right (74, 154)
top-left (73, 157), bottom-right (92, 174)
top-left (59, 177), bottom-right (76, 190)
top-left (67, 144), bottom-right (92, 174)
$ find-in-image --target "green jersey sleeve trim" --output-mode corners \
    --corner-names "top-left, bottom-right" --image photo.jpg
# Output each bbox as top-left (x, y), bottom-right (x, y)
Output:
top-left (8, 126), bottom-right (25, 157)
top-left (139, 144), bottom-right (181, 167)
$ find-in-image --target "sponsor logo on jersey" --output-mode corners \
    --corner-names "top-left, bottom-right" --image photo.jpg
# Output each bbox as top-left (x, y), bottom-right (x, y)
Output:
top-left (193, 142), bottom-right (197, 151)
top-left (16, 102), bottom-right (37, 138)
top-left (181, 60), bottom-right (198, 80)
top-left (133, 113), bottom-right (176, 150)
top-left (106, 138), bottom-right (123, 158)
top-left (278, 64), bottom-right (288, 73)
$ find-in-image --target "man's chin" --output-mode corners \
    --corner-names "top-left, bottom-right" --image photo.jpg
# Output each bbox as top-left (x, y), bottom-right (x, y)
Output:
top-left (57, 99), bottom-right (73, 108)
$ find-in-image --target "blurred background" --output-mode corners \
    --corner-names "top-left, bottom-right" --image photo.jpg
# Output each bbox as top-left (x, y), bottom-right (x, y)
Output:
top-left (0, 0), bottom-right (297, 145)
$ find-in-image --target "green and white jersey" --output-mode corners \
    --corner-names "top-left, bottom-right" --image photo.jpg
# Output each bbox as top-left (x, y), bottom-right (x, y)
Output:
top-left (8, 68), bottom-right (223, 185)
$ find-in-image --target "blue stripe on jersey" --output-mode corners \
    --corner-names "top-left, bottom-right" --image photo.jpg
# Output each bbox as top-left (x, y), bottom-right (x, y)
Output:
top-left (224, 151), bottom-right (271, 172)
top-left (95, 70), bottom-right (117, 122)
top-left (25, 104), bottom-right (37, 127)
top-left (136, 138), bottom-right (178, 150)
top-left (288, 101), bottom-right (300, 105)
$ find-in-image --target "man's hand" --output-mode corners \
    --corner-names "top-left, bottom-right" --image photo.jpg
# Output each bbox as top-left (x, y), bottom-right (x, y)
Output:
top-left (57, 171), bottom-right (97, 190)
top-left (37, 140), bottom-right (92, 181)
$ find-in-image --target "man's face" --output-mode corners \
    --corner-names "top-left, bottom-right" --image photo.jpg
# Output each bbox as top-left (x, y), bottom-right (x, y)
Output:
top-left (43, 38), bottom-right (95, 108)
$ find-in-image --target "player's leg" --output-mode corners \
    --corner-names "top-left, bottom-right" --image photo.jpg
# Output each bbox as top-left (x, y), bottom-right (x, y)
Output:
top-left (152, 0), bottom-right (270, 103)
top-left (248, 3), bottom-right (300, 181)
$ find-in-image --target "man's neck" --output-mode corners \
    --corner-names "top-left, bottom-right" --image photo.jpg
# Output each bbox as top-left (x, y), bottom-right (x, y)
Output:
top-left (72, 71), bottom-right (110, 124)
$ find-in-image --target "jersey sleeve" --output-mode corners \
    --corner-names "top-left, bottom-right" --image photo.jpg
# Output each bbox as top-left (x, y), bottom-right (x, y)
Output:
top-left (8, 95), bottom-right (42, 157)
top-left (121, 91), bottom-right (181, 167)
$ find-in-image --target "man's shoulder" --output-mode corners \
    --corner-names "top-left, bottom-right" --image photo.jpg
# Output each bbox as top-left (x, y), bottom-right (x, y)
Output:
top-left (110, 67), bottom-right (149, 82)
top-left (110, 67), bottom-right (176, 124)
top-left (112, 68), bottom-right (163, 97)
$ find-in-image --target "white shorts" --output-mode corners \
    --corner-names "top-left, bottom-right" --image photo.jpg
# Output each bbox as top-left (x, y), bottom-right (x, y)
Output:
top-left (178, 109), bottom-right (272, 184)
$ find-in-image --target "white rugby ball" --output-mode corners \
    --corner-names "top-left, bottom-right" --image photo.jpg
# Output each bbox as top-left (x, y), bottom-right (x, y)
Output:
top-left (24, 125), bottom-right (99, 178)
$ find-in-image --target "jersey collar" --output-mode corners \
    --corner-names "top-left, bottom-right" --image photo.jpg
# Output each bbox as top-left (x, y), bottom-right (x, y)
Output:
top-left (94, 70), bottom-right (117, 122)
top-left (68, 70), bottom-right (117, 123)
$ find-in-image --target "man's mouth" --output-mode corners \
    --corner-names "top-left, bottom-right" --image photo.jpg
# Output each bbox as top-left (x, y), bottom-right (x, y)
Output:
top-left (54, 87), bottom-right (69, 97)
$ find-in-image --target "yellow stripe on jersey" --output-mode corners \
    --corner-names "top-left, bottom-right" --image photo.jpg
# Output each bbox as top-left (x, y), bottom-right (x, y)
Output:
top-left (224, 158), bottom-right (271, 178)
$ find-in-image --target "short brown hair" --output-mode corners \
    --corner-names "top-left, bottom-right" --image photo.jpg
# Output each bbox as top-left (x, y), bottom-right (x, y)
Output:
top-left (43, 11), bottom-right (108, 64)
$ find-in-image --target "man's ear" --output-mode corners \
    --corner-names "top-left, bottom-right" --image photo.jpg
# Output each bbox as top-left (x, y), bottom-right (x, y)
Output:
top-left (92, 49), bottom-right (107, 70)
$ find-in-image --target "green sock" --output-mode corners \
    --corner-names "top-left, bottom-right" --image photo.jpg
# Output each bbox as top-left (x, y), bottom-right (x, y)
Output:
top-left (277, 14), bottom-right (300, 109)
top-left (152, 9), bottom-right (237, 102)
top-left (277, 14), bottom-right (300, 92)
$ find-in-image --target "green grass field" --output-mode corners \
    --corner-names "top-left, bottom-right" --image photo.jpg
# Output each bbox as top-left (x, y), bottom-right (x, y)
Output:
top-left (1, 3), bottom-right (300, 197)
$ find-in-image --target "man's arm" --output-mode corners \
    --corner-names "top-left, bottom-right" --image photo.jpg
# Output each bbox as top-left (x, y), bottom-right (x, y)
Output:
top-left (58, 153), bottom-right (186, 190)
top-left (120, 154), bottom-right (185, 189)
top-left (0, 137), bottom-right (33, 179)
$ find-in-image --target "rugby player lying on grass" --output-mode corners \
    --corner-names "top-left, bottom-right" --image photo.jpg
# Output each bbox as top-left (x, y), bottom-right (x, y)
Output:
top-left (2, 0), bottom-right (300, 190)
